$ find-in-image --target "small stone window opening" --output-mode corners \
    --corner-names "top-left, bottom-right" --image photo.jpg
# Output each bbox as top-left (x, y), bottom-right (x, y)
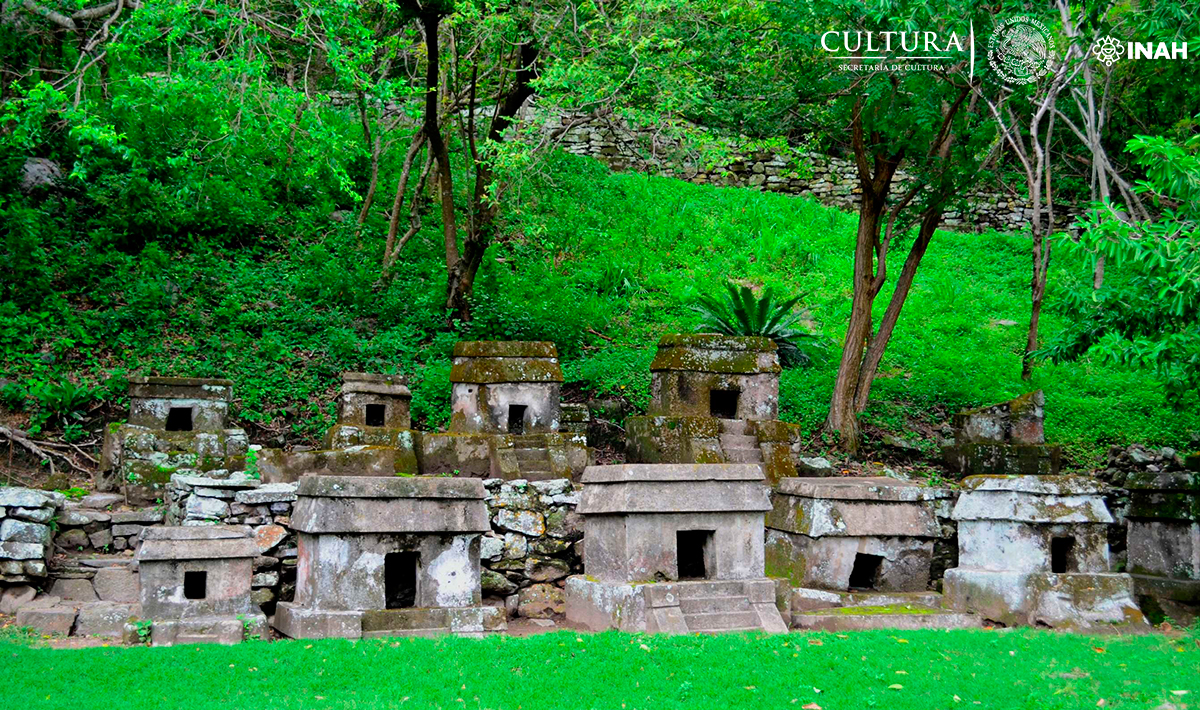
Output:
top-left (166, 407), bottom-right (194, 432)
top-left (1051, 537), bottom-right (1075, 574)
top-left (709, 390), bottom-right (739, 419)
top-left (365, 403), bottom-right (386, 427)
top-left (677, 530), bottom-right (713, 580)
top-left (848, 553), bottom-right (884, 590)
top-left (385, 552), bottom-right (419, 609)
top-left (508, 404), bottom-right (528, 435)
top-left (183, 571), bottom-right (207, 600)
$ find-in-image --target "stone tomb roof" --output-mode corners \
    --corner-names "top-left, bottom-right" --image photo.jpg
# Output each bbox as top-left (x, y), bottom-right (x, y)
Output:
top-left (578, 463), bottom-right (770, 514)
top-left (128, 376), bottom-right (233, 401)
top-left (291, 475), bottom-right (489, 535)
top-left (768, 477), bottom-right (949, 538)
top-left (450, 341), bottom-right (563, 384)
top-left (341, 371), bottom-right (411, 398)
top-left (952, 474), bottom-right (1112, 524)
top-left (138, 525), bottom-right (259, 561)
top-left (649, 334), bottom-right (780, 375)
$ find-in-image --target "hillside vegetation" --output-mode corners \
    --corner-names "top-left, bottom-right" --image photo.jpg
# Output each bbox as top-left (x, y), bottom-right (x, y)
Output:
top-left (3, 149), bottom-right (1196, 469)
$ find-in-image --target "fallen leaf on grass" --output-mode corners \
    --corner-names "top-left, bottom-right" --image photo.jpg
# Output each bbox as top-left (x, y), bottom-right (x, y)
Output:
top-left (809, 639), bottom-right (823, 646)
top-left (1096, 699), bottom-right (1107, 707)
top-left (802, 704), bottom-right (822, 709)
top-left (1093, 647), bottom-right (1106, 654)
top-left (888, 684), bottom-right (904, 690)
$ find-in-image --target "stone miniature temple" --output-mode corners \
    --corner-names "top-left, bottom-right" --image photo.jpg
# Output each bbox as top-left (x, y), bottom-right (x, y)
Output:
top-left (257, 372), bottom-right (418, 482)
top-left (1125, 468), bottom-right (1200, 623)
top-left (941, 390), bottom-right (1061, 477)
top-left (419, 342), bottom-right (589, 480)
top-left (624, 334), bottom-right (803, 483)
top-left (944, 475), bottom-right (1146, 630)
top-left (136, 526), bottom-right (266, 645)
top-left (766, 477), bottom-right (952, 592)
top-left (100, 377), bottom-right (249, 505)
top-left (274, 475), bottom-right (505, 639)
top-left (565, 463), bottom-right (787, 634)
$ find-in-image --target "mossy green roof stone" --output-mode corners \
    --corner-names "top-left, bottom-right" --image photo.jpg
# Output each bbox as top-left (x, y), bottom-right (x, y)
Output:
top-left (453, 341), bottom-right (558, 358)
top-left (341, 371), bottom-right (412, 397)
top-left (650, 333), bottom-right (781, 375)
top-left (296, 474), bottom-right (485, 500)
top-left (450, 341), bottom-right (563, 384)
top-left (128, 376), bottom-right (233, 401)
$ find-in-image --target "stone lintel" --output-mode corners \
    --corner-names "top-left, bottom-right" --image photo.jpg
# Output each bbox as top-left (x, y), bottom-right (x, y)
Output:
top-left (138, 526), bottom-right (258, 561)
top-left (129, 376), bottom-right (233, 401)
top-left (296, 475), bottom-right (484, 500)
top-left (582, 463), bottom-right (765, 484)
top-left (775, 476), bottom-right (952, 502)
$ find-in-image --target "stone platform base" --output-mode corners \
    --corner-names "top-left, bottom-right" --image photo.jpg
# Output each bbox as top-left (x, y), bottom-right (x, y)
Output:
top-left (944, 569), bottom-right (1148, 631)
top-left (274, 603), bottom-right (506, 639)
top-left (792, 607), bottom-right (978, 631)
top-left (1131, 574), bottom-right (1200, 626)
top-left (146, 613), bottom-right (267, 646)
top-left (786, 587), bottom-right (977, 631)
top-left (565, 576), bottom-right (787, 634)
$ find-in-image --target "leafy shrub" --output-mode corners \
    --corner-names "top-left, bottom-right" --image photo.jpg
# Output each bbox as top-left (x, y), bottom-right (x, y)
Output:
top-left (691, 282), bottom-right (822, 368)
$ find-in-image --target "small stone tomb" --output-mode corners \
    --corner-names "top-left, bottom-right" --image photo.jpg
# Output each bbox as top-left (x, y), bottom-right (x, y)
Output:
top-left (565, 463), bottom-right (787, 634)
top-left (273, 475), bottom-right (505, 639)
top-left (1125, 470), bottom-right (1200, 622)
top-left (258, 372), bottom-right (420, 482)
top-left (420, 342), bottom-right (589, 480)
top-left (765, 477), bottom-right (952, 592)
top-left (625, 335), bottom-right (803, 484)
top-left (943, 475), bottom-right (1146, 630)
top-left (100, 376), bottom-right (250, 505)
top-left (941, 390), bottom-right (1062, 477)
top-left (137, 525), bottom-right (266, 645)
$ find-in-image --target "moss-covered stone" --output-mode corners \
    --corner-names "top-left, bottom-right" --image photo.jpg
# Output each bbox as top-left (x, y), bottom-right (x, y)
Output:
top-left (453, 341), bottom-right (557, 358)
top-left (449, 357), bottom-right (563, 384)
top-left (650, 334), bottom-right (780, 375)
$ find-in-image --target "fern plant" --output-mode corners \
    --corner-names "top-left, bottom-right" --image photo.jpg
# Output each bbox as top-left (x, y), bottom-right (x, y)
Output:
top-left (691, 283), bottom-right (821, 368)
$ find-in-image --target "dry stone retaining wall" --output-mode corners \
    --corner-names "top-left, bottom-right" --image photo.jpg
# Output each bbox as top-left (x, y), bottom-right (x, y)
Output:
top-left (546, 112), bottom-right (1080, 234)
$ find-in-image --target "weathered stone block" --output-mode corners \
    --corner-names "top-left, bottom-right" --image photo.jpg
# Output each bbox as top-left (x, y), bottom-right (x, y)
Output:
top-left (517, 584), bottom-right (565, 618)
top-left (15, 606), bottom-right (77, 635)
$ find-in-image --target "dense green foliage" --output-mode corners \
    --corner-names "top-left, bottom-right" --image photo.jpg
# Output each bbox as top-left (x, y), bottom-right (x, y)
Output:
top-left (1043, 130), bottom-right (1200, 400)
top-left (3, 148), bottom-right (1197, 460)
top-left (3, 629), bottom-right (1198, 709)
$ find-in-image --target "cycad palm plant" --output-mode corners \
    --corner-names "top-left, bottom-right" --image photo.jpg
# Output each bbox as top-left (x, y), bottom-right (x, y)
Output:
top-left (691, 283), bottom-right (821, 368)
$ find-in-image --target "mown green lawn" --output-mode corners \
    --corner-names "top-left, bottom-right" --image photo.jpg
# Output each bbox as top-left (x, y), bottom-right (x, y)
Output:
top-left (3, 629), bottom-right (1197, 709)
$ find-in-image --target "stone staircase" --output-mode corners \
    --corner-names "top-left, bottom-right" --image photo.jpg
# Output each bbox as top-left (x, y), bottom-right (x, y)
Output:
top-left (644, 579), bottom-right (787, 634)
top-left (718, 419), bottom-right (763, 464)
top-left (788, 588), bottom-right (980, 631)
top-left (511, 435), bottom-right (553, 477)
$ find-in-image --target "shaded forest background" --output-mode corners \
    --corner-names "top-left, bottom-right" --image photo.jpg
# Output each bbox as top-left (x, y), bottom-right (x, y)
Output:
top-left (1, 0), bottom-right (1198, 479)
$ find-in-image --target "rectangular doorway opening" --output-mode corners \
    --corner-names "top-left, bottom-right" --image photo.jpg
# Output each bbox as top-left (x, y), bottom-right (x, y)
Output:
top-left (385, 552), bottom-right (418, 609)
top-left (676, 530), bottom-right (713, 580)
top-left (508, 404), bottom-right (528, 434)
top-left (848, 553), bottom-right (884, 590)
top-left (166, 407), bottom-right (194, 432)
top-left (183, 570), bottom-right (208, 599)
top-left (709, 390), bottom-right (739, 419)
top-left (1051, 537), bottom-right (1075, 573)
top-left (365, 403), bottom-right (386, 426)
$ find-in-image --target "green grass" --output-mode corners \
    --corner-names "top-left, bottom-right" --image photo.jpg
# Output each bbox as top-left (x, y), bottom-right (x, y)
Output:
top-left (3, 630), bottom-right (1197, 709)
top-left (4, 150), bottom-right (1198, 464)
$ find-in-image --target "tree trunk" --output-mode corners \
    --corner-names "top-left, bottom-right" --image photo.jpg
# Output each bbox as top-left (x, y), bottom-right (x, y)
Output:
top-left (825, 193), bottom-right (884, 453)
top-left (852, 208), bottom-right (939, 413)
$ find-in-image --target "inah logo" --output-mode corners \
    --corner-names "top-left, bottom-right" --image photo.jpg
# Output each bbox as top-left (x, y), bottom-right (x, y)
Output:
top-left (1090, 36), bottom-right (1188, 66)
top-left (988, 15), bottom-right (1056, 85)
top-left (1092, 36), bottom-right (1124, 66)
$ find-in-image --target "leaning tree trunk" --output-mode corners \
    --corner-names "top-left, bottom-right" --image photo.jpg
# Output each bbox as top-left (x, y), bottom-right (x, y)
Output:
top-left (825, 196), bottom-right (885, 453)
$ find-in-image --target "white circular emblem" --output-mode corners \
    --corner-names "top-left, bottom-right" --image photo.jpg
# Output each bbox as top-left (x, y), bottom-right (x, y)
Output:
top-left (1092, 36), bottom-right (1125, 67)
top-left (988, 15), bottom-right (1057, 85)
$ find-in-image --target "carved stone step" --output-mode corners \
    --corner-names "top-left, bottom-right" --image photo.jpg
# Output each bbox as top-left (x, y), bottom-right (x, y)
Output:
top-left (679, 595), bottom-right (752, 615)
top-left (683, 610), bottom-right (761, 632)
top-left (724, 448), bottom-right (763, 463)
top-left (719, 434), bottom-right (757, 448)
top-left (717, 419), bottom-right (747, 435)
